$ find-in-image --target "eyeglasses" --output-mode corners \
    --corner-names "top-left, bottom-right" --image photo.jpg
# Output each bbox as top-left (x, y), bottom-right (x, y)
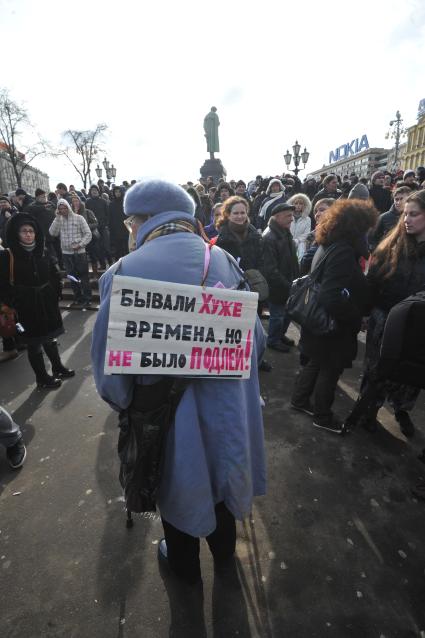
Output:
top-left (19, 229), bottom-right (35, 235)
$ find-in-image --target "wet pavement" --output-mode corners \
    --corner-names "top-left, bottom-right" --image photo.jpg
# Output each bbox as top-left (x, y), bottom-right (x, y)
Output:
top-left (0, 311), bottom-right (424, 638)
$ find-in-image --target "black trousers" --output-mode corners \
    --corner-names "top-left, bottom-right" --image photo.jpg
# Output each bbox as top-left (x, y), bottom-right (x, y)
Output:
top-left (162, 502), bottom-right (236, 584)
top-left (292, 358), bottom-right (344, 422)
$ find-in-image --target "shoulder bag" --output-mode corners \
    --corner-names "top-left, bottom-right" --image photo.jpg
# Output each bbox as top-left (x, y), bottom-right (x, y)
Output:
top-left (0, 249), bottom-right (18, 338)
top-left (285, 244), bottom-right (339, 336)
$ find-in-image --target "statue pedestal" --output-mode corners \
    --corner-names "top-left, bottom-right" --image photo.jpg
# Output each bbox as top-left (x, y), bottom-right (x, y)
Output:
top-left (200, 158), bottom-right (227, 184)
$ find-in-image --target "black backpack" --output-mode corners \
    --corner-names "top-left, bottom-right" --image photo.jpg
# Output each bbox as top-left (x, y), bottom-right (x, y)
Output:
top-left (378, 290), bottom-right (425, 389)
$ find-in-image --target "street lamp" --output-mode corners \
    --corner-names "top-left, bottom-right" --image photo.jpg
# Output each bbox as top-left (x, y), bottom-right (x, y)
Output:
top-left (100, 157), bottom-right (118, 186)
top-left (386, 110), bottom-right (406, 170)
top-left (284, 140), bottom-right (309, 176)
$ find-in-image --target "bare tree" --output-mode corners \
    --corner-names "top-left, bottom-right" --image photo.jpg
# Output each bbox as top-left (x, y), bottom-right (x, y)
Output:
top-left (0, 89), bottom-right (47, 188)
top-left (60, 124), bottom-right (108, 189)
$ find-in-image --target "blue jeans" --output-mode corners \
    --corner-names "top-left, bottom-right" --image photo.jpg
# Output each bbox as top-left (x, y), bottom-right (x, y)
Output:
top-left (267, 302), bottom-right (291, 346)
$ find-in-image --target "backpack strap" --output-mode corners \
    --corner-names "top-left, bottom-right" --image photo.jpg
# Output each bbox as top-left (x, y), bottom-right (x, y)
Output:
top-left (201, 242), bottom-right (213, 287)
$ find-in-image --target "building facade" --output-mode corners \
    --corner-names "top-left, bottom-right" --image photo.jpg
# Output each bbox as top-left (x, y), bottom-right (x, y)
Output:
top-left (309, 147), bottom-right (390, 180)
top-left (0, 149), bottom-right (50, 195)
top-left (403, 113), bottom-right (425, 171)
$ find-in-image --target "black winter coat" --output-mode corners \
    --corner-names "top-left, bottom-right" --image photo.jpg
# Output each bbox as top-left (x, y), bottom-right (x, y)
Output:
top-left (85, 196), bottom-right (109, 229)
top-left (25, 202), bottom-right (56, 246)
top-left (0, 214), bottom-right (63, 341)
top-left (300, 241), bottom-right (372, 368)
top-left (310, 188), bottom-right (341, 212)
top-left (0, 209), bottom-right (18, 245)
top-left (370, 205), bottom-right (400, 250)
top-left (215, 222), bottom-right (264, 272)
top-left (367, 241), bottom-right (425, 312)
top-left (262, 218), bottom-right (299, 304)
top-left (369, 185), bottom-right (392, 214)
top-left (108, 197), bottom-right (128, 243)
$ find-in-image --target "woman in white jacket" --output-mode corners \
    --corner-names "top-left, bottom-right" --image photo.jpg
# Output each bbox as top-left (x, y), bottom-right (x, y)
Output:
top-left (287, 193), bottom-right (312, 261)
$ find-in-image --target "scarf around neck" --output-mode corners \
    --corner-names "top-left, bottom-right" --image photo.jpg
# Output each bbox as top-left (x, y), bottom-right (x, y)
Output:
top-left (19, 240), bottom-right (36, 252)
top-left (144, 220), bottom-right (196, 243)
top-left (228, 220), bottom-right (249, 241)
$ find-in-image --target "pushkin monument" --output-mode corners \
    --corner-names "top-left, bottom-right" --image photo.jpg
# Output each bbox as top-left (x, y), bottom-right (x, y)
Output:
top-left (200, 106), bottom-right (226, 183)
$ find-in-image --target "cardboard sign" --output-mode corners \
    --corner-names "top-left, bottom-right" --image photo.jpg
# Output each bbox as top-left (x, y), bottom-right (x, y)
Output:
top-left (105, 275), bottom-right (258, 378)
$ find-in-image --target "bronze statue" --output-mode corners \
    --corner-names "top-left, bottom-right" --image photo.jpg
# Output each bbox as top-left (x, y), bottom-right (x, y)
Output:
top-left (203, 107), bottom-right (220, 158)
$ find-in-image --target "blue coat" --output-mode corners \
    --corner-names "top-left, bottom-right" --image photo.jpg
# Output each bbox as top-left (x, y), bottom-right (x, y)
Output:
top-left (91, 211), bottom-right (266, 537)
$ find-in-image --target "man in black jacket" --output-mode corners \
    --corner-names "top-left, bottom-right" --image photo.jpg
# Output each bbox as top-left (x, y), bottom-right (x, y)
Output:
top-left (13, 188), bottom-right (34, 212)
top-left (262, 202), bottom-right (299, 352)
top-left (56, 183), bottom-right (73, 205)
top-left (370, 186), bottom-right (411, 250)
top-left (310, 175), bottom-right (341, 212)
top-left (86, 185), bottom-right (111, 269)
top-left (369, 171), bottom-right (392, 214)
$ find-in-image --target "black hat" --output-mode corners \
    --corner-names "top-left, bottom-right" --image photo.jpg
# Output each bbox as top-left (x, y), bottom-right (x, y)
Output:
top-left (270, 202), bottom-right (296, 216)
top-left (15, 188), bottom-right (27, 196)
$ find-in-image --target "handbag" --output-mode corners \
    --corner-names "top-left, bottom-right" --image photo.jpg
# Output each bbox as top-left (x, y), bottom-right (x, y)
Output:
top-left (0, 249), bottom-right (18, 338)
top-left (286, 245), bottom-right (338, 336)
top-left (244, 269), bottom-right (269, 302)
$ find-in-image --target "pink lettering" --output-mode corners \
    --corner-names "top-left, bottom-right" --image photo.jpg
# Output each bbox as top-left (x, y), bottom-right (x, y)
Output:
top-left (199, 293), bottom-right (213, 314)
top-left (218, 300), bottom-right (232, 316)
top-left (108, 350), bottom-right (121, 366)
top-left (122, 351), bottom-right (132, 366)
top-left (232, 302), bottom-right (242, 317)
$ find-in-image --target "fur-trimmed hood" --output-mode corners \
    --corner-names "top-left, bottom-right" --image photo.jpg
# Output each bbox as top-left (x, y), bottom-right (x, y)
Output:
top-left (266, 178), bottom-right (284, 195)
top-left (287, 193), bottom-right (312, 218)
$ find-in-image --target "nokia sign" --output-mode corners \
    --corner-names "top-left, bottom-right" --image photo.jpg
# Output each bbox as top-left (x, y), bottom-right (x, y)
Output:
top-left (329, 134), bottom-right (369, 164)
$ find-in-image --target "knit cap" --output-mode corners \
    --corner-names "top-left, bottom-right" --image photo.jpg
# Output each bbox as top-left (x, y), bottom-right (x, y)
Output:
top-left (124, 179), bottom-right (195, 217)
top-left (348, 183), bottom-right (370, 200)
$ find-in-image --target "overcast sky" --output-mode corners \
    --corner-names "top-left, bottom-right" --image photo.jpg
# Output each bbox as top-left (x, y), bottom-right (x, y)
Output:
top-left (1, 0), bottom-right (425, 189)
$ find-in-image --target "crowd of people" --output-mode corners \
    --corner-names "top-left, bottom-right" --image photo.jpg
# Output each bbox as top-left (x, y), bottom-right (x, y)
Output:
top-left (1, 164), bottom-right (424, 582)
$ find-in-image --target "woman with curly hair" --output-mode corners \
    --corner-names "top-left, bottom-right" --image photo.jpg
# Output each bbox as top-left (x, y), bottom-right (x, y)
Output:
top-left (347, 190), bottom-right (425, 436)
top-left (290, 199), bottom-right (378, 433)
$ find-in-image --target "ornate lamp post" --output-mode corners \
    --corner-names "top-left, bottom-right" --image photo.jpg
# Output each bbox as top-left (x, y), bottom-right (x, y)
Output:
top-left (386, 111), bottom-right (406, 170)
top-left (95, 157), bottom-right (118, 187)
top-left (283, 140), bottom-right (309, 176)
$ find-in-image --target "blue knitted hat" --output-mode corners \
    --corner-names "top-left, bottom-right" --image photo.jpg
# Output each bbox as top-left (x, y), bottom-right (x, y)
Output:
top-left (124, 179), bottom-right (195, 217)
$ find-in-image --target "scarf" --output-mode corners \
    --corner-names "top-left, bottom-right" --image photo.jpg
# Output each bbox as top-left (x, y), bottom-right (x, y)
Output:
top-left (260, 192), bottom-right (283, 218)
top-left (228, 220), bottom-right (249, 241)
top-left (144, 220), bottom-right (196, 243)
top-left (19, 240), bottom-right (35, 252)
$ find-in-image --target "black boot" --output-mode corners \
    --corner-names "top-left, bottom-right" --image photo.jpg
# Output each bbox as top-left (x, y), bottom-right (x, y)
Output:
top-left (27, 349), bottom-right (61, 389)
top-left (43, 341), bottom-right (75, 379)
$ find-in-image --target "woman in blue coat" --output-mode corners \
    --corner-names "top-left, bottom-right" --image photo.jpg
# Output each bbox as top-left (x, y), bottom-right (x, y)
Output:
top-left (91, 180), bottom-right (266, 584)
